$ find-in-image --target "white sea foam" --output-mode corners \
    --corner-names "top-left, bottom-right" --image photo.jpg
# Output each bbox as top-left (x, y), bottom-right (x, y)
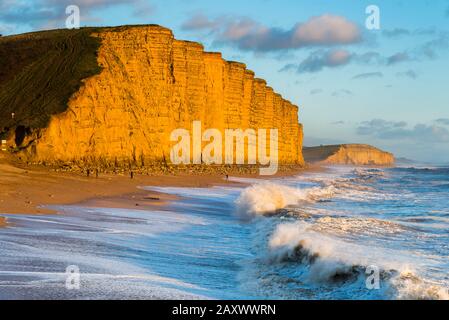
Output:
top-left (392, 272), bottom-right (449, 300)
top-left (267, 222), bottom-right (382, 282)
top-left (234, 182), bottom-right (336, 220)
top-left (266, 221), bottom-right (449, 300)
top-left (143, 186), bottom-right (239, 199)
top-left (0, 206), bottom-right (216, 299)
top-left (234, 167), bottom-right (399, 221)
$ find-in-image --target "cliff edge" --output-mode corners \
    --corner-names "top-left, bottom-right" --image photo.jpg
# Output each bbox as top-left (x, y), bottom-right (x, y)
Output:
top-left (0, 25), bottom-right (304, 169)
top-left (303, 144), bottom-right (395, 166)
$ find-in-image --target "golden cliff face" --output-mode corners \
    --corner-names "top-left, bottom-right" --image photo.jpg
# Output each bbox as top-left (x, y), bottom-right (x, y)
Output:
top-left (18, 26), bottom-right (304, 167)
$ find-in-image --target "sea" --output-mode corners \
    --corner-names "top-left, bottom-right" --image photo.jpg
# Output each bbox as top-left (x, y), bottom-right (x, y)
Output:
top-left (0, 165), bottom-right (448, 300)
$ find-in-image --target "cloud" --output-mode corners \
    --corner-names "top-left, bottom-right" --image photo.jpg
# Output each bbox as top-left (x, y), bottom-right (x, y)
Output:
top-left (357, 119), bottom-right (407, 135)
top-left (387, 52), bottom-right (410, 65)
top-left (416, 31), bottom-right (449, 59)
top-left (352, 72), bottom-right (383, 79)
top-left (280, 48), bottom-right (422, 74)
top-left (355, 51), bottom-right (383, 64)
top-left (396, 70), bottom-right (418, 79)
top-left (181, 13), bottom-right (222, 31)
top-left (182, 14), bottom-right (361, 52)
top-left (290, 15), bottom-right (361, 46)
top-left (382, 28), bottom-right (410, 38)
top-left (354, 33), bottom-right (449, 67)
top-left (379, 30), bottom-right (449, 62)
top-left (358, 51), bottom-right (412, 66)
top-left (310, 89), bottom-right (323, 95)
top-left (357, 119), bottom-right (449, 143)
top-left (0, 1), bottom-right (57, 26)
top-left (382, 28), bottom-right (437, 38)
top-left (331, 120), bottom-right (345, 125)
top-left (332, 89), bottom-right (352, 97)
top-left (0, 0), bottom-right (153, 32)
top-left (415, 28), bottom-right (438, 36)
top-left (0, 23), bottom-right (14, 34)
top-left (435, 118), bottom-right (449, 125)
top-left (280, 49), bottom-right (352, 73)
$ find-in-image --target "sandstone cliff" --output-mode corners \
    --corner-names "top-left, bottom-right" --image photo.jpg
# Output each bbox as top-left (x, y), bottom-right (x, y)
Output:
top-left (1, 25), bottom-right (304, 168)
top-left (303, 144), bottom-right (395, 166)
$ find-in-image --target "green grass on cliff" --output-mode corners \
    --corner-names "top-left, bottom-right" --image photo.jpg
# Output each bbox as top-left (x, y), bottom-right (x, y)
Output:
top-left (0, 28), bottom-right (102, 141)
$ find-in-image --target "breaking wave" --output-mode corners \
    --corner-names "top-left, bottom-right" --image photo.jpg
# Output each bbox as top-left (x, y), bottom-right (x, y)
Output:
top-left (234, 167), bottom-right (392, 220)
top-left (233, 166), bottom-right (449, 299)
top-left (235, 182), bottom-right (336, 220)
top-left (266, 222), bottom-right (449, 300)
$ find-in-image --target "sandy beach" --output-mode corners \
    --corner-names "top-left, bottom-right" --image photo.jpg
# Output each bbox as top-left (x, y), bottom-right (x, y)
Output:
top-left (0, 152), bottom-right (310, 226)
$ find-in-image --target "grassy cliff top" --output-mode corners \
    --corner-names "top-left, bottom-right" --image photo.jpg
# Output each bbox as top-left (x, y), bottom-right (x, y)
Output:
top-left (0, 28), bottom-right (103, 139)
top-left (0, 24), bottom-right (189, 141)
top-left (0, 24), bottom-right (295, 143)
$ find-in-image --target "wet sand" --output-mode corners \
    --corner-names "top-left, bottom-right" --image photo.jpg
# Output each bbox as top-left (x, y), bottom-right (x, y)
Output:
top-left (0, 153), bottom-right (317, 226)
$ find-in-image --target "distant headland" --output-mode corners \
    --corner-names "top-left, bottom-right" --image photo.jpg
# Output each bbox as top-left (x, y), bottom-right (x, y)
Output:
top-left (303, 144), bottom-right (395, 166)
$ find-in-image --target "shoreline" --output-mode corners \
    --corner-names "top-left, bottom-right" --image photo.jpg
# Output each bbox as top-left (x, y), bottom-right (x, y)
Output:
top-left (0, 153), bottom-right (320, 227)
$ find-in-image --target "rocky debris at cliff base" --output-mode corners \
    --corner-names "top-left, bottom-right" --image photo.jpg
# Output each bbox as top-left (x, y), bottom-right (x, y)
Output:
top-left (36, 163), bottom-right (306, 177)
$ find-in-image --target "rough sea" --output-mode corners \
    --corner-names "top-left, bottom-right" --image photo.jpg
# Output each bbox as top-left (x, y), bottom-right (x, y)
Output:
top-left (1, 165), bottom-right (448, 299)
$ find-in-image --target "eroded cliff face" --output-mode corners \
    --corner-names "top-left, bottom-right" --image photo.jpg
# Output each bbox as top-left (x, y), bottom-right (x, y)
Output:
top-left (13, 26), bottom-right (304, 167)
top-left (303, 144), bottom-right (395, 166)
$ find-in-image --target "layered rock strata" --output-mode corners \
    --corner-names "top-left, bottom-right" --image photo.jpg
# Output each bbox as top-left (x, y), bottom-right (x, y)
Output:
top-left (6, 26), bottom-right (304, 167)
top-left (303, 144), bottom-right (395, 166)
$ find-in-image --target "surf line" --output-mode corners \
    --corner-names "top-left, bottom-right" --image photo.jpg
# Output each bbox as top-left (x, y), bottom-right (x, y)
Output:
top-left (169, 120), bottom-right (279, 175)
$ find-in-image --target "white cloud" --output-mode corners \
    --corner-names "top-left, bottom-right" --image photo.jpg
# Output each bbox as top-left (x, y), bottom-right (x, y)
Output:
top-left (182, 14), bottom-right (361, 52)
top-left (280, 49), bottom-right (352, 73)
top-left (357, 119), bottom-right (449, 143)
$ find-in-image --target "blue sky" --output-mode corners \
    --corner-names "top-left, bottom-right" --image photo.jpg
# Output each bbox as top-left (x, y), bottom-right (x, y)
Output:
top-left (1, 0), bottom-right (449, 162)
